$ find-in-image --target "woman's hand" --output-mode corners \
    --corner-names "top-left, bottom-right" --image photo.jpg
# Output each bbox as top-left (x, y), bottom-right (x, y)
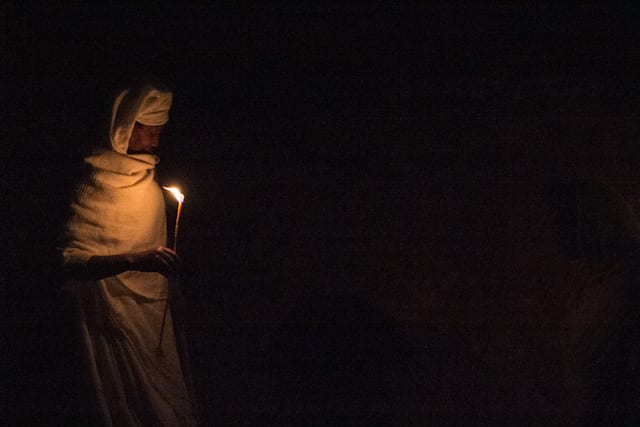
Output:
top-left (130, 246), bottom-right (181, 276)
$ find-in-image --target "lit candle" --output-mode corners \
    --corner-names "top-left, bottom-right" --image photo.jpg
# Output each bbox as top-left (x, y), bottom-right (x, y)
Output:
top-left (158, 186), bottom-right (185, 355)
top-left (163, 186), bottom-right (185, 252)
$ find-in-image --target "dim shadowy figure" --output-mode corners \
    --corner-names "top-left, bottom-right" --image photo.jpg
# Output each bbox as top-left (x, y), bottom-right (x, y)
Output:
top-left (60, 82), bottom-right (197, 426)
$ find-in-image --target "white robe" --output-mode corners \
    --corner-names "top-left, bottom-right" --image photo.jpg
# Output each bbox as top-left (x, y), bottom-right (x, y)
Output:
top-left (62, 150), bottom-right (197, 426)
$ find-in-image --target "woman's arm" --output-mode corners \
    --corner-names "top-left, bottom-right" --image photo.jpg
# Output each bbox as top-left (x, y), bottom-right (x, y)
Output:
top-left (63, 246), bottom-right (180, 281)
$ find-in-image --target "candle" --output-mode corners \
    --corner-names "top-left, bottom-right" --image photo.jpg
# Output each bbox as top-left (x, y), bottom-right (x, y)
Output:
top-left (158, 186), bottom-right (185, 355)
top-left (163, 186), bottom-right (185, 252)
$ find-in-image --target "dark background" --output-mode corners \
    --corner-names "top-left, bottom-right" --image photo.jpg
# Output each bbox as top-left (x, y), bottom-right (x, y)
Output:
top-left (4, 3), bottom-right (640, 425)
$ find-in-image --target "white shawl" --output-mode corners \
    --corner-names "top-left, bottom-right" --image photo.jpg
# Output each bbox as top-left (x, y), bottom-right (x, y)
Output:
top-left (62, 150), bottom-right (168, 300)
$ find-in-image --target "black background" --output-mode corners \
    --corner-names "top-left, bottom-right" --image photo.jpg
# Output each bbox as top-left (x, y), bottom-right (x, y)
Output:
top-left (4, 3), bottom-right (640, 425)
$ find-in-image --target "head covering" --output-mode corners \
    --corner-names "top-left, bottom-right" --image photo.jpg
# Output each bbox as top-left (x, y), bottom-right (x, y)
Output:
top-left (109, 84), bottom-right (173, 154)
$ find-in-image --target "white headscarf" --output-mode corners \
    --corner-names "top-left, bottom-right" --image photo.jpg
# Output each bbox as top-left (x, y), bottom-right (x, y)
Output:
top-left (109, 85), bottom-right (173, 154)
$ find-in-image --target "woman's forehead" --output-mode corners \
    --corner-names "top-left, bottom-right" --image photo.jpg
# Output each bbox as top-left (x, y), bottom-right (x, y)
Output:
top-left (135, 122), bottom-right (165, 131)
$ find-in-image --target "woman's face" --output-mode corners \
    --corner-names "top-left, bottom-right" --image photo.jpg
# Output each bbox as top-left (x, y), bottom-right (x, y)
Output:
top-left (128, 122), bottom-right (165, 154)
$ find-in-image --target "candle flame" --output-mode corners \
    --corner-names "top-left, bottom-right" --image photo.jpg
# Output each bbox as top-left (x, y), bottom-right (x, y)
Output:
top-left (163, 186), bottom-right (185, 203)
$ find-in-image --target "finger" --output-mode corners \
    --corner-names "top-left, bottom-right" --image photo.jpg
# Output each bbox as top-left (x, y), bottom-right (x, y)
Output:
top-left (154, 251), bottom-right (180, 271)
top-left (162, 247), bottom-right (182, 263)
top-left (154, 251), bottom-right (175, 267)
top-left (156, 247), bottom-right (179, 263)
top-left (158, 246), bottom-right (177, 256)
